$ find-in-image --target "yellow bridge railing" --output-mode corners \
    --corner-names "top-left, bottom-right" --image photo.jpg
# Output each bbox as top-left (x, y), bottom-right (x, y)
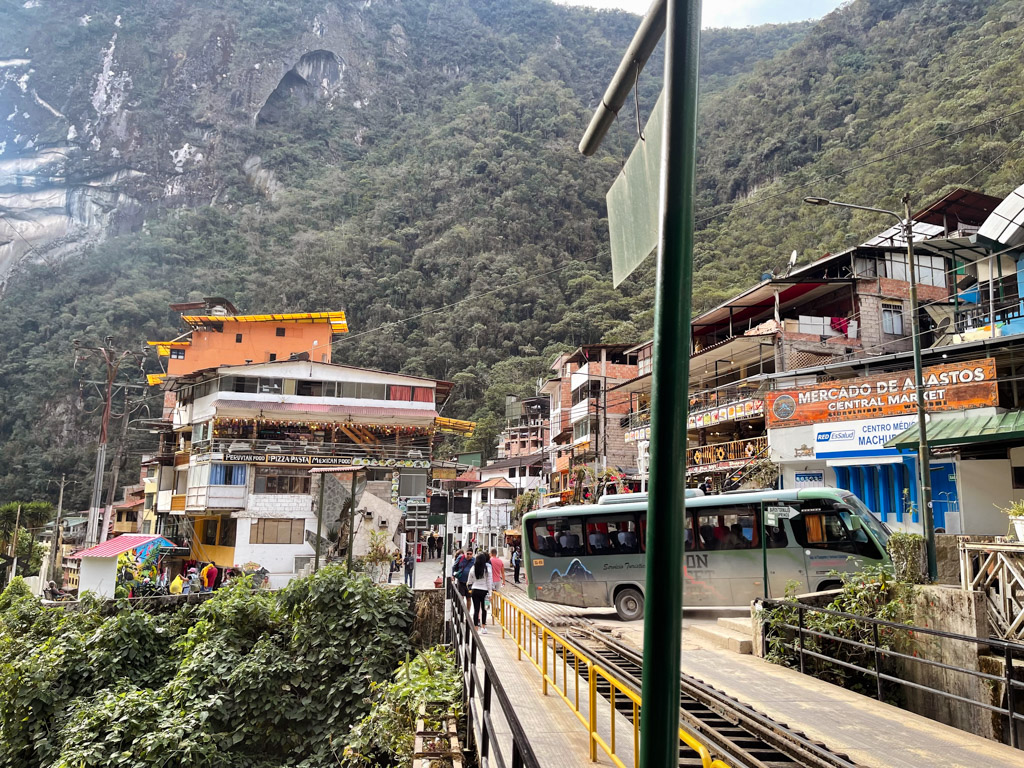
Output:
top-left (491, 592), bottom-right (731, 768)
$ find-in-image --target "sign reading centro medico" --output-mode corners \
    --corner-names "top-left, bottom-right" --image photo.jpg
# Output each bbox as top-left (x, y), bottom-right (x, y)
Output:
top-left (766, 358), bottom-right (997, 428)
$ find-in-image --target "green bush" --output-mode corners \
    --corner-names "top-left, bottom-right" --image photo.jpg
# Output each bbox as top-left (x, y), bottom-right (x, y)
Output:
top-left (344, 646), bottom-right (463, 767)
top-left (0, 566), bottom-right (415, 768)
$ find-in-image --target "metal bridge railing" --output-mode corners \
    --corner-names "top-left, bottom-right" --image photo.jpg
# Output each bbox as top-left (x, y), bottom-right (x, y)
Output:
top-left (490, 591), bottom-right (730, 768)
top-left (448, 582), bottom-right (542, 768)
top-left (759, 597), bottom-right (1024, 749)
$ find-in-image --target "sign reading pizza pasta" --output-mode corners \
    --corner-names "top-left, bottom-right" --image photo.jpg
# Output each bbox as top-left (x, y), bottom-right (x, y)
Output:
top-left (766, 358), bottom-right (998, 428)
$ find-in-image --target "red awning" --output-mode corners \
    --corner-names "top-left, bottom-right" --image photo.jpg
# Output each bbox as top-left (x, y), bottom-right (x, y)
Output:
top-left (68, 534), bottom-right (171, 560)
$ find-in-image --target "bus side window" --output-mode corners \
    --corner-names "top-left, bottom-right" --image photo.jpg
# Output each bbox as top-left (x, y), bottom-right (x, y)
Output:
top-left (584, 513), bottom-right (640, 555)
top-left (533, 516), bottom-right (585, 557)
top-left (791, 510), bottom-right (861, 555)
top-left (695, 505), bottom-right (756, 550)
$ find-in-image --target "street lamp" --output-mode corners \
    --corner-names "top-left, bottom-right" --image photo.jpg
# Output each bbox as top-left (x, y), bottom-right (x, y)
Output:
top-left (803, 194), bottom-right (937, 582)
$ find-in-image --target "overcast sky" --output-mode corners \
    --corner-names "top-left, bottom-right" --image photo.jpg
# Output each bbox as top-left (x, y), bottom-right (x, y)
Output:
top-left (556, 0), bottom-right (848, 28)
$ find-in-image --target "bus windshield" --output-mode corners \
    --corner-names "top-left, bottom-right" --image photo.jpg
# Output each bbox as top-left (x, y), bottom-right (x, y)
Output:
top-left (841, 492), bottom-right (891, 550)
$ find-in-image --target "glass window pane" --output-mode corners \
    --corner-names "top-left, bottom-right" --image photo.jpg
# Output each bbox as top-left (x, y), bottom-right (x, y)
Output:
top-left (694, 505), bottom-right (757, 551)
top-left (527, 516), bottom-right (584, 557)
top-left (584, 513), bottom-right (640, 554)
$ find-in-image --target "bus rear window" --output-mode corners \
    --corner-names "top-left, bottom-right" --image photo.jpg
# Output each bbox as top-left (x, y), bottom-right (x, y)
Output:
top-left (527, 517), bottom-right (585, 557)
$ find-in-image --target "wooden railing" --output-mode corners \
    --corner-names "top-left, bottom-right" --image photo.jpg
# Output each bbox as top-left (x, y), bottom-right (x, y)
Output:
top-left (687, 435), bottom-right (767, 468)
top-left (960, 540), bottom-right (1024, 641)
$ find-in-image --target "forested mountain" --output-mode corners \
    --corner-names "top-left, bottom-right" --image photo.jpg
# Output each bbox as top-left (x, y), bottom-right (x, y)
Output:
top-left (1, 0), bottom-right (1022, 508)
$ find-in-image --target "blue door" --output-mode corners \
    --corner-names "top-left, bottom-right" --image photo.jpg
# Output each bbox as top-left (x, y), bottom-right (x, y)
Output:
top-left (929, 462), bottom-right (958, 532)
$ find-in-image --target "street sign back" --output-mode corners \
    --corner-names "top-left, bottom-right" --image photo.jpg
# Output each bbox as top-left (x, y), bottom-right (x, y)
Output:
top-left (607, 90), bottom-right (665, 287)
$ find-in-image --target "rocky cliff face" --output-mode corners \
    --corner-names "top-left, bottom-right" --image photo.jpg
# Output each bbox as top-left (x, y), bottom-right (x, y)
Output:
top-left (0, 1), bottom-right (414, 283)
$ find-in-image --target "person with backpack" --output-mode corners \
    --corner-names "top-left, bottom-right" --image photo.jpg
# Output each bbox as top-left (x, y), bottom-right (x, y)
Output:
top-left (452, 549), bottom-right (472, 609)
top-left (403, 551), bottom-right (415, 587)
top-left (511, 547), bottom-right (522, 584)
top-left (465, 552), bottom-right (493, 633)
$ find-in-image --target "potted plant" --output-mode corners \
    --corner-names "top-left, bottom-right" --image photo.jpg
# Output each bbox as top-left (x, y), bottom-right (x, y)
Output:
top-left (997, 500), bottom-right (1024, 541)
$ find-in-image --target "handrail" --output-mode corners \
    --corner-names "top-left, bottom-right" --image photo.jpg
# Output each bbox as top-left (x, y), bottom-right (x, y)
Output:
top-left (759, 597), bottom-right (1024, 749)
top-left (490, 591), bottom-right (730, 768)
top-left (447, 582), bottom-right (542, 768)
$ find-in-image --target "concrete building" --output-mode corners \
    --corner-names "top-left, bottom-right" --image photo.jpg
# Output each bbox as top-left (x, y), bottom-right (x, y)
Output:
top-left (462, 453), bottom-right (546, 551)
top-left (154, 358), bottom-right (452, 586)
top-left (538, 345), bottom-right (639, 504)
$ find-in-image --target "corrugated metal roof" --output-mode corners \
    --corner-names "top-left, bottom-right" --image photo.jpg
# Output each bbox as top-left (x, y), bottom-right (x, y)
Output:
top-left (472, 477), bottom-right (516, 490)
top-left (68, 534), bottom-right (171, 560)
top-left (887, 410), bottom-right (1024, 450)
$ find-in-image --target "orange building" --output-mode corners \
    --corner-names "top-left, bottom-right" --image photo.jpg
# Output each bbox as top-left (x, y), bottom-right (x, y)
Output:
top-left (147, 298), bottom-right (348, 383)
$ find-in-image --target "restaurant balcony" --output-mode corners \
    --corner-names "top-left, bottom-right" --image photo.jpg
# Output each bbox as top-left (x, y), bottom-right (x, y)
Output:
top-left (620, 408), bottom-right (650, 431)
top-left (190, 438), bottom-right (432, 466)
top-left (687, 435), bottom-right (767, 469)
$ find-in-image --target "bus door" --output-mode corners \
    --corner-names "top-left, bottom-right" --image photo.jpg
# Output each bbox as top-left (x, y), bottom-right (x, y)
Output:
top-left (790, 501), bottom-right (881, 590)
top-left (764, 514), bottom-right (809, 599)
top-left (690, 503), bottom-right (760, 606)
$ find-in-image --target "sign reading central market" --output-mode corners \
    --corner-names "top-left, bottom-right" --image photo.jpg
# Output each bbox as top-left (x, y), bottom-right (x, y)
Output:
top-left (766, 358), bottom-right (998, 428)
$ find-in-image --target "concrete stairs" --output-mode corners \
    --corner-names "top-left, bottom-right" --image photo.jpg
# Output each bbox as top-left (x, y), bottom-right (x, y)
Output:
top-left (687, 615), bottom-right (754, 654)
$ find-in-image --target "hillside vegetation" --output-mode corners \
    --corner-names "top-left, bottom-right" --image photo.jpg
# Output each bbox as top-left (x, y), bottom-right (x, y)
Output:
top-left (1, 0), bottom-right (1023, 506)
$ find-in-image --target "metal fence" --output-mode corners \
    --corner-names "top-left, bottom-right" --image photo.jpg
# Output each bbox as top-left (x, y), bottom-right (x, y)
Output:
top-left (758, 597), bottom-right (1024, 748)
top-left (448, 582), bottom-right (542, 768)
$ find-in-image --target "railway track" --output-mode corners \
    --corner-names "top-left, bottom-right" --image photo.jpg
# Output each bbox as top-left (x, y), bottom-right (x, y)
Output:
top-left (565, 625), bottom-right (861, 768)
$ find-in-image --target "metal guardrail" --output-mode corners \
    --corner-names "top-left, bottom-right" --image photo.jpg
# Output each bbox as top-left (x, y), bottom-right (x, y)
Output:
top-left (448, 582), bottom-right (543, 768)
top-left (490, 591), bottom-right (729, 768)
top-left (687, 435), bottom-right (767, 468)
top-left (759, 597), bottom-right (1024, 749)
top-left (960, 541), bottom-right (1024, 641)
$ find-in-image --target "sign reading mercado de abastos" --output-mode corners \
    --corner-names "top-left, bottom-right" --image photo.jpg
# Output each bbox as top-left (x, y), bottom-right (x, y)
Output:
top-left (194, 453), bottom-right (432, 469)
top-left (765, 358), bottom-right (998, 429)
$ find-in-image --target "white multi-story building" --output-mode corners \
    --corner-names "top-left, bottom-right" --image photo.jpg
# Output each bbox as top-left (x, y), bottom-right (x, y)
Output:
top-left (462, 453), bottom-right (545, 552)
top-left (153, 359), bottom-right (451, 586)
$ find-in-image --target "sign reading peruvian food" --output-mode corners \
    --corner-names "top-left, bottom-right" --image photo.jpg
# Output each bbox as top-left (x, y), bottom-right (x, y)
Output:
top-left (766, 358), bottom-right (997, 428)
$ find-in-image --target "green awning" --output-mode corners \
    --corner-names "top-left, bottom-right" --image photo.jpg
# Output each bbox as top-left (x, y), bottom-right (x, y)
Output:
top-left (886, 410), bottom-right (1024, 450)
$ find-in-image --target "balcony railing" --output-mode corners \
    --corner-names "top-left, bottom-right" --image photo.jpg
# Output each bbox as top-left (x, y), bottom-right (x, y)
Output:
top-left (191, 438), bottom-right (432, 464)
top-left (687, 435), bottom-right (767, 468)
top-left (621, 408), bottom-right (650, 431)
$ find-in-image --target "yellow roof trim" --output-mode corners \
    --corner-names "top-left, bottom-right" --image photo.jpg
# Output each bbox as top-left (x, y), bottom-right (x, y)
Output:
top-left (435, 417), bottom-right (476, 436)
top-left (181, 311), bottom-right (348, 332)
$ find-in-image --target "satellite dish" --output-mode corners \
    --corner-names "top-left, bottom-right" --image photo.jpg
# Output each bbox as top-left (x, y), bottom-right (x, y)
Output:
top-left (782, 250), bottom-right (798, 277)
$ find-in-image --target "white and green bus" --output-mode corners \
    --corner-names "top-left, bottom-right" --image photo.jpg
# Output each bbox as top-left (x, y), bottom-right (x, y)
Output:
top-left (522, 488), bottom-right (892, 620)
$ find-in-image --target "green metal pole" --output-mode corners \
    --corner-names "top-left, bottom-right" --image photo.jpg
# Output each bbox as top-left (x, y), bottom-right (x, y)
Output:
top-left (904, 194), bottom-right (937, 581)
top-left (314, 473), bottom-right (326, 572)
top-left (640, 1), bottom-right (701, 766)
top-left (761, 502), bottom-right (768, 600)
top-left (346, 470), bottom-right (358, 571)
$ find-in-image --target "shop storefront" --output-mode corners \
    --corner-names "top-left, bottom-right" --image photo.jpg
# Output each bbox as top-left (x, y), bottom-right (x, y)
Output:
top-left (767, 358), bottom-right (999, 534)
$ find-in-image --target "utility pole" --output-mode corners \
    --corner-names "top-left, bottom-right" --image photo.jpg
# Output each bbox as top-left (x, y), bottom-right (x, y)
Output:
top-left (100, 406), bottom-right (137, 543)
top-left (904, 193), bottom-right (937, 581)
top-left (47, 474), bottom-right (76, 584)
top-left (75, 339), bottom-right (145, 548)
top-left (8, 504), bottom-right (21, 582)
top-left (803, 194), bottom-right (937, 580)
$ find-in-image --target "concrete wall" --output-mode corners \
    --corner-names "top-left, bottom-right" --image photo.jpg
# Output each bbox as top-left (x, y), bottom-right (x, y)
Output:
top-left (903, 586), bottom-right (1002, 741)
top-left (958, 458), bottom-right (1016, 535)
top-left (78, 557), bottom-right (117, 598)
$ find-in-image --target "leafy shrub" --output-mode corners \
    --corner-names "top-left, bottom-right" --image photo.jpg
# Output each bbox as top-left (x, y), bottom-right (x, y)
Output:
top-left (765, 564), bottom-right (916, 701)
top-left (0, 566), bottom-right (415, 768)
top-left (344, 646), bottom-right (462, 767)
top-left (887, 531), bottom-right (926, 583)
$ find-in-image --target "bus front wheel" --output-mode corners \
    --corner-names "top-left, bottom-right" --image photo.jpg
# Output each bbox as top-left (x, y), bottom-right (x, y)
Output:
top-left (614, 587), bottom-right (644, 621)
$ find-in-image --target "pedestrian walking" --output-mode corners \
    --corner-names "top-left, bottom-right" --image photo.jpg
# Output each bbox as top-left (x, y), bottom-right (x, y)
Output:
top-left (403, 551), bottom-right (415, 587)
top-left (466, 552), bottom-right (492, 633)
top-left (489, 548), bottom-right (505, 590)
top-left (511, 547), bottom-right (522, 584)
top-left (452, 549), bottom-right (472, 610)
